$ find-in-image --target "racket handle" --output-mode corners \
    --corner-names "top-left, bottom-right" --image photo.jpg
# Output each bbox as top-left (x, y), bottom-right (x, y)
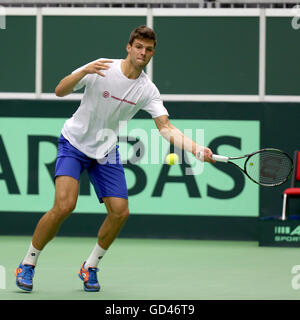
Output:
top-left (212, 154), bottom-right (229, 162)
top-left (197, 152), bottom-right (229, 162)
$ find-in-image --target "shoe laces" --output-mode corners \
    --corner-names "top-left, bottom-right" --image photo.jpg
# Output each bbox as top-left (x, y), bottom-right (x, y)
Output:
top-left (22, 265), bottom-right (35, 280)
top-left (88, 268), bottom-right (99, 284)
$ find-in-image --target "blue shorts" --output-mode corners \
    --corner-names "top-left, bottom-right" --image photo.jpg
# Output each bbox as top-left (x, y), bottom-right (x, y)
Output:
top-left (55, 134), bottom-right (128, 203)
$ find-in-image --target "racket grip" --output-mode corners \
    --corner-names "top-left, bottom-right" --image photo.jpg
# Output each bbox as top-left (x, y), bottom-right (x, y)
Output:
top-left (212, 154), bottom-right (229, 162)
top-left (196, 152), bottom-right (229, 162)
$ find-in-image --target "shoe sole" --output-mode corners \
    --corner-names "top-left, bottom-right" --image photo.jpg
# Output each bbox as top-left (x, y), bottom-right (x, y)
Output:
top-left (78, 274), bottom-right (100, 292)
top-left (16, 281), bottom-right (32, 292)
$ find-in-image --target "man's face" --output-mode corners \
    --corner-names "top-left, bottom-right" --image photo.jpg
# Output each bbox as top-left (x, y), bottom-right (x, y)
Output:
top-left (126, 38), bottom-right (155, 69)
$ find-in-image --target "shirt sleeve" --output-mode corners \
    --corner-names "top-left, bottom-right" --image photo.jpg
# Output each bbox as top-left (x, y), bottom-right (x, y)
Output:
top-left (141, 85), bottom-right (169, 118)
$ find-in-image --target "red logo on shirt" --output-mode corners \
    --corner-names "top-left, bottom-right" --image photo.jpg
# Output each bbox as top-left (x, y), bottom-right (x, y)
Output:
top-left (103, 91), bottom-right (110, 98)
top-left (111, 95), bottom-right (136, 106)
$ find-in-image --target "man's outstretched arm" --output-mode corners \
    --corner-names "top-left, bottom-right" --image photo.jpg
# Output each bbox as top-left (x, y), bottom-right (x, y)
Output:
top-left (154, 115), bottom-right (215, 163)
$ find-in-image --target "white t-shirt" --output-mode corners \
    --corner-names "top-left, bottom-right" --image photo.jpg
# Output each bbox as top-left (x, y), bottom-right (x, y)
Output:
top-left (61, 58), bottom-right (169, 160)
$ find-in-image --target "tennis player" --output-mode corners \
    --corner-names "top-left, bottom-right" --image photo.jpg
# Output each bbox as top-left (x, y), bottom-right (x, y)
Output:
top-left (15, 25), bottom-right (214, 292)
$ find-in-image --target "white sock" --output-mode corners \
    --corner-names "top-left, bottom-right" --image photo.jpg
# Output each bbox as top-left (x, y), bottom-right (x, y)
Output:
top-left (84, 243), bottom-right (107, 269)
top-left (22, 242), bottom-right (41, 266)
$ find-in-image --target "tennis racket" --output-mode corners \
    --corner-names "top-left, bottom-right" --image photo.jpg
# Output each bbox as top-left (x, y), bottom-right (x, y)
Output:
top-left (197, 148), bottom-right (293, 187)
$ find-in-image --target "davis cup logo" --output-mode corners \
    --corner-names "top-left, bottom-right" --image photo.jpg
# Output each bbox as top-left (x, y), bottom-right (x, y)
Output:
top-left (103, 91), bottom-right (110, 98)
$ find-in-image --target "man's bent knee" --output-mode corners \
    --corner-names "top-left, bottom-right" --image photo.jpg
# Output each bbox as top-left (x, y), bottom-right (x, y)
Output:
top-left (52, 197), bottom-right (76, 219)
top-left (53, 175), bottom-right (79, 217)
top-left (103, 197), bottom-right (129, 221)
top-left (109, 207), bottom-right (130, 221)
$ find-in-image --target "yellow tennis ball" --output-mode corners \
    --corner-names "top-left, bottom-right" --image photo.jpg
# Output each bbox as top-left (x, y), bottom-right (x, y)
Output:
top-left (165, 153), bottom-right (179, 165)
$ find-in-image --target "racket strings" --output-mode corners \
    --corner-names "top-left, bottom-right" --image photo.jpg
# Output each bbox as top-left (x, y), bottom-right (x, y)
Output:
top-left (245, 151), bottom-right (292, 186)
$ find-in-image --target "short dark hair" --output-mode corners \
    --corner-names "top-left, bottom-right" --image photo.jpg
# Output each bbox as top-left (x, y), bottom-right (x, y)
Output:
top-left (128, 25), bottom-right (157, 47)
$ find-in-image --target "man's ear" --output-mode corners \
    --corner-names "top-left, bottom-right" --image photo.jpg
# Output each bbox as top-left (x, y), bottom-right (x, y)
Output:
top-left (126, 43), bottom-right (131, 54)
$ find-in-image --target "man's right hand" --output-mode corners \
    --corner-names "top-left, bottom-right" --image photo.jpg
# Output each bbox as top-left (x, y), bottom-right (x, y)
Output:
top-left (83, 59), bottom-right (113, 77)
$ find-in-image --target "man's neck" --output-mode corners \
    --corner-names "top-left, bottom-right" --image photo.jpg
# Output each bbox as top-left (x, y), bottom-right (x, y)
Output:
top-left (121, 58), bottom-right (142, 80)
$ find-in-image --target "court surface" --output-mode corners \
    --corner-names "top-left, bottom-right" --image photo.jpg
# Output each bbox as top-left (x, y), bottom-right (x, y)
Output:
top-left (0, 235), bottom-right (299, 300)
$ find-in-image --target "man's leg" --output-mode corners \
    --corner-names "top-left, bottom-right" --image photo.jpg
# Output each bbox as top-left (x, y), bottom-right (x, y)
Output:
top-left (98, 197), bottom-right (129, 249)
top-left (79, 197), bottom-right (129, 292)
top-left (31, 175), bottom-right (79, 251)
top-left (15, 176), bottom-right (79, 291)
top-left (84, 197), bottom-right (129, 267)
top-left (79, 148), bottom-right (129, 291)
